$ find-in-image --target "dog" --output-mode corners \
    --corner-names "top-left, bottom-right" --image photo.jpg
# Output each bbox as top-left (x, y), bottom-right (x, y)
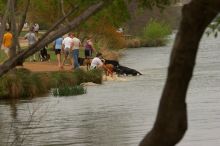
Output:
top-left (78, 57), bottom-right (85, 66)
top-left (115, 65), bottom-right (142, 76)
top-left (39, 47), bottom-right (50, 62)
top-left (102, 59), bottom-right (120, 67)
top-left (103, 64), bottom-right (114, 77)
top-left (77, 57), bottom-right (92, 70)
top-left (83, 58), bottom-right (92, 70)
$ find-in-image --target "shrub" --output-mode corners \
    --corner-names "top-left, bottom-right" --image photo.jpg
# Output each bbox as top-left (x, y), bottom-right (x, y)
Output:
top-left (52, 85), bottom-right (87, 97)
top-left (0, 68), bottom-right (102, 99)
top-left (142, 19), bottom-right (171, 46)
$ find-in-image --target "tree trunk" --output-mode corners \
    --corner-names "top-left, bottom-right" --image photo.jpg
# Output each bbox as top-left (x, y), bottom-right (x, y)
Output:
top-left (0, 1), bottom-right (10, 47)
top-left (9, 0), bottom-right (17, 58)
top-left (60, 0), bottom-right (70, 24)
top-left (0, 2), bottom-right (104, 77)
top-left (139, 0), bottom-right (220, 146)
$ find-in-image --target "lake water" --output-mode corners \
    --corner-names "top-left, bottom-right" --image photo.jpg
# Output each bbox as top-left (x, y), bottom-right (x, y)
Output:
top-left (0, 34), bottom-right (220, 146)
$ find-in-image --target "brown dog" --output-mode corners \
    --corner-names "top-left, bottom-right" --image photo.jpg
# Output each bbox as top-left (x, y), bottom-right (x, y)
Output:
top-left (83, 58), bottom-right (92, 70)
top-left (103, 64), bottom-right (114, 77)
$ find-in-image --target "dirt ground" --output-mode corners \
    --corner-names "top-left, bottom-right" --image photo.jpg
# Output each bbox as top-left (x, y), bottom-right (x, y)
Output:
top-left (18, 62), bottom-right (73, 72)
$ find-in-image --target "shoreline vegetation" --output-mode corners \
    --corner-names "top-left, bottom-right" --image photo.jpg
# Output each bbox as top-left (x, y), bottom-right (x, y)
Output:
top-left (0, 68), bottom-right (102, 99)
top-left (0, 20), bottom-right (171, 99)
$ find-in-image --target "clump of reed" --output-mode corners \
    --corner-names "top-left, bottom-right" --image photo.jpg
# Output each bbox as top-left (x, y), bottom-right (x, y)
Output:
top-left (0, 68), bottom-right (50, 98)
top-left (0, 68), bottom-right (103, 99)
top-left (52, 85), bottom-right (86, 97)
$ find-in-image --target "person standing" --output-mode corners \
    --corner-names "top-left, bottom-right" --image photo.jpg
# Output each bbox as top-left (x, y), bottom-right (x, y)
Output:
top-left (84, 37), bottom-right (96, 59)
top-left (62, 32), bottom-right (73, 66)
top-left (54, 36), bottom-right (63, 68)
top-left (2, 28), bottom-right (13, 58)
top-left (24, 27), bottom-right (37, 61)
top-left (72, 34), bottom-right (81, 69)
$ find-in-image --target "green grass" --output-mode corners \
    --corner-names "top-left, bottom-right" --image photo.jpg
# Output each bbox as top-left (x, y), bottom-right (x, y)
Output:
top-left (0, 68), bottom-right (103, 99)
top-left (52, 85), bottom-right (86, 97)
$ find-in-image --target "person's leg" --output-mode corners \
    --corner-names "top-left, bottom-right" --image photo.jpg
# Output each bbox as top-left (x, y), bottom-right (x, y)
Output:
top-left (55, 49), bottom-right (62, 68)
top-left (73, 49), bottom-right (79, 69)
top-left (33, 54), bottom-right (36, 61)
top-left (4, 48), bottom-right (10, 59)
top-left (62, 50), bottom-right (68, 66)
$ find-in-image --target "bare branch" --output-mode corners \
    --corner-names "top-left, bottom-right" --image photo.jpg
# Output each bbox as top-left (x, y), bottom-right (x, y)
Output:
top-left (60, 0), bottom-right (70, 24)
top-left (17, 0), bottom-right (30, 35)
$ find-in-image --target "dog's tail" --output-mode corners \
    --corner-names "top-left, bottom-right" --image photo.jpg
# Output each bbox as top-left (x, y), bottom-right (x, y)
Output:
top-left (138, 71), bottom-right (142, 75)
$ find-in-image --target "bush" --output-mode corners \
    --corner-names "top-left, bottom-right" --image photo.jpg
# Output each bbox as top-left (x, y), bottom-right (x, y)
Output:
top-left (52, 85), bottom-right (86, 97)
top-left (0, 68), bottom-right (103, 99)
top-left (142, 19), bottom-right (171, 46)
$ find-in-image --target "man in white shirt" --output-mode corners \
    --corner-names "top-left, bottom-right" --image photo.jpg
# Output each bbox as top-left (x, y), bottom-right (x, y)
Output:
top-left (91, 52), bottom-right (103, 69)
top-left (72, 34), bottom-right (81, 69)
top-left (91, 52), bottom-right (114, 77)
top-left (62, 33), bottom-right (74, 66)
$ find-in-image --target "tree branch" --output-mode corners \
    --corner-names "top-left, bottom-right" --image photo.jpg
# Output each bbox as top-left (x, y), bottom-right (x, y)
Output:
top-left (0, 1), bottom-right (104, 77)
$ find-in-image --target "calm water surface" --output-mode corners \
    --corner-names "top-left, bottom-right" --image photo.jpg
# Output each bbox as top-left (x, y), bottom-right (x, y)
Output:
top-left (0, 34), bottom-right (220, 146)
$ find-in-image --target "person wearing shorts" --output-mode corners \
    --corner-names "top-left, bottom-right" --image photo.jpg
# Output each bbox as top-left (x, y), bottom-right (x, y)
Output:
top-left (62, 33), bottom-right (73, 66)
top-left (54, 37), bottom-right (63, 68)
top-left (84, 37), bottom-right (96, 59)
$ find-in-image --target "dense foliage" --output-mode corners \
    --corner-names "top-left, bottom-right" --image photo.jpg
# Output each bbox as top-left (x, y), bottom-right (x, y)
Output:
top-left (142, 19), bottom-right (171, 46)
top-left (0, 68), bottom-right (103, 98)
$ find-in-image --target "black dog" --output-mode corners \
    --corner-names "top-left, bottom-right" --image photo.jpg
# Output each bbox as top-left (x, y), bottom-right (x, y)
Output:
top-left (103, 59), bottom-right (120, 67)
top-left (78, 57), bottom-right (85, 66)
top-left (115, 65), bottom-right (142, 76)
top-left (39, 47), bottom-right (50, 61)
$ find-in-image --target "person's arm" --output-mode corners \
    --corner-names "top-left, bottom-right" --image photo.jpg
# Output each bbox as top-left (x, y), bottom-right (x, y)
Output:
top-left (70, 39), bottom-right (74, 51)
top-left (61, 39), bottom-right (65, 52)
top-left (34, 34), bottom-right (37, 42)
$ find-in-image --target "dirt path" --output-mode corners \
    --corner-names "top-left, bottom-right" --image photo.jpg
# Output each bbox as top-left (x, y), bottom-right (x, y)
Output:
top-left (20, 62), bottom-right (73, 72)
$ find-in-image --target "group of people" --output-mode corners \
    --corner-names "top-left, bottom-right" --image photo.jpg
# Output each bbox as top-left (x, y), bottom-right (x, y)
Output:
top-left (1, 24), bottom-right (104, 71)
top-left (54, 32), bottom-right (96, 69)
top-left (1, 23), bottom-right (39, 61)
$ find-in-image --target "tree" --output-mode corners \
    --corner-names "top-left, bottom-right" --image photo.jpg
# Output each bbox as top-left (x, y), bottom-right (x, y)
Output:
top-left (139, 0), bottom-right (220, 145)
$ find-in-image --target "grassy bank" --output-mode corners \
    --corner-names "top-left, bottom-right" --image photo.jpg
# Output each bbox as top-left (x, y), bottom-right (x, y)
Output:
top-left (0, 68), bottom-right (103, 99)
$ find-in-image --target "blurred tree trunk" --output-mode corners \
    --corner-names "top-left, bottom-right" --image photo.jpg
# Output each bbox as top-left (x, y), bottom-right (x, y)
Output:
top-left (139, 0), bottom-right (220, 146)
top-left (0, 1), bottom-right (10, 47)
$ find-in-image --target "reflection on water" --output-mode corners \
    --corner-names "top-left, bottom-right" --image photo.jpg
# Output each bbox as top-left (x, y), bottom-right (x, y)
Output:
top-left (0, 34), bottom-right (220, 146)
